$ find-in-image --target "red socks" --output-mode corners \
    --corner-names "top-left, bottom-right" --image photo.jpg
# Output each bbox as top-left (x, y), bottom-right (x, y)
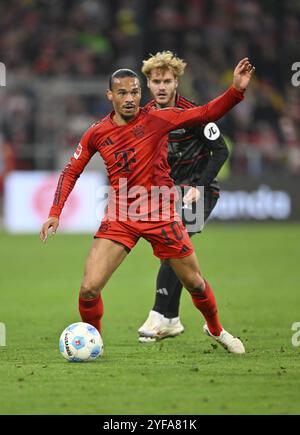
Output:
top-left (190, 280), bottom-right (223, 336)
top-left (78, 294), bottom-right (104, 334)
top-left (78, 282), bottom-right (220, 337)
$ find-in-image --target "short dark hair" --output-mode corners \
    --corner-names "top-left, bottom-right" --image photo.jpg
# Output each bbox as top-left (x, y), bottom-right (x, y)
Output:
top-left (109, 69), bottom-right (140, 90)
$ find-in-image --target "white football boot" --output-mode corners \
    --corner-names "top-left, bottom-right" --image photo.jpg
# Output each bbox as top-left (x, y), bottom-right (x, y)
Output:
top-left (138, 310), bottom-right (184, 342)
top-left (203, 323), bottom-right (245, 354)
top-left (138, 310), bottom-right (164, 338)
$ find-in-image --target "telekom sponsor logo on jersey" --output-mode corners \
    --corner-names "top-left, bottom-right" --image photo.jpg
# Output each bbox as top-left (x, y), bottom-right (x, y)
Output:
top-left (96, 178), bottom-right (204, 232)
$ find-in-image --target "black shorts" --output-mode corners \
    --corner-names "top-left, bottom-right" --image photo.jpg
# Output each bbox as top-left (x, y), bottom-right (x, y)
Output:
top-left (178, 185), bottom-right (220, 236)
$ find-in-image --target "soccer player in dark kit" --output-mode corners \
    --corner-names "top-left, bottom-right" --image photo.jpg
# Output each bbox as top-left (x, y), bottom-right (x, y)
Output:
top-left (40, 58), bottom-right (255, 353)
top-left (138, 51), bottom-right (230, 343)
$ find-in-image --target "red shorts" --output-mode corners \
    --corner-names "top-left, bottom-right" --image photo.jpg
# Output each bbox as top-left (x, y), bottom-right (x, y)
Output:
top-left (94, 216), bottom-right (194, 260)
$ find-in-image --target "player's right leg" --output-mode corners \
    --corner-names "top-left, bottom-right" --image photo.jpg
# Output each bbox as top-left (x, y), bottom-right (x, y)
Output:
top-left (79, 238), bottom-right (129, 333)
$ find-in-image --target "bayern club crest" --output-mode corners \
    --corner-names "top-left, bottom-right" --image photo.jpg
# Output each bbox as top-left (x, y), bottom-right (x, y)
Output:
top-left (132, 125), bottom-right (145, 139)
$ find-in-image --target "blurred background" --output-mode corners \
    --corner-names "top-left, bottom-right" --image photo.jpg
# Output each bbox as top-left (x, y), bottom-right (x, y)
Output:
top-left (1, 0), bottom-right (300, 232)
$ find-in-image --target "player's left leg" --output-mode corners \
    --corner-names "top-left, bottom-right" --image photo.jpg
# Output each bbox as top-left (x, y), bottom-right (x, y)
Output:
top-left (139, 187), bottom-right (220, 341)
top-left (139, 220), bottom-right (207, 340)
top-left (143, 218), bottom-right (245, 353)
top-left (169, 253), bottom-right (245, 354)
top-left (169, 252), bottom-right (222, 335)
top-left (139, 250), bottom-right (227, 344)
top-left (162, 185), bottom-right (219, 318)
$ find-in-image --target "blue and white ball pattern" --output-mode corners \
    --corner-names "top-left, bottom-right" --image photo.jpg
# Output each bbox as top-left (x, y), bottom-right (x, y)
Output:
top-left (59, 322), bottom-right (103, 362)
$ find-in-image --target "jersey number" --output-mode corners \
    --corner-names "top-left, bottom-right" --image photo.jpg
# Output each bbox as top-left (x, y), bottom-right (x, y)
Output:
top-left (161, 222), bottom-right (184, 245)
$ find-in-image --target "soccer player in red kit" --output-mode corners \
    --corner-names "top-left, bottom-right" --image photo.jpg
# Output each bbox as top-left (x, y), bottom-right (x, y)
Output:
top-left (40, 58), bottom-right (255, 353)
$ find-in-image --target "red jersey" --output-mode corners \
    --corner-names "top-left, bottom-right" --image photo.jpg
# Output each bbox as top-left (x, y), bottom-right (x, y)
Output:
top-left (49, 85), bottom-right (243, 220)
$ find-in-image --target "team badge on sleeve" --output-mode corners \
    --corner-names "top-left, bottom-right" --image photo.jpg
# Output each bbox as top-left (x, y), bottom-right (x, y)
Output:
top-left (74, 143), bottom-right (83, 159)
top-left (204, 123), bottom-right (220, 140)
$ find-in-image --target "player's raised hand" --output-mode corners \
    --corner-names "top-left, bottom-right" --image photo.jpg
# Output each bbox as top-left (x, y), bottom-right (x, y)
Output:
top-left (183, 186), bottom-right (201, 205)
top-left (40, 217), bottom-right (59, 242)
top-left (233, 58), bottom-right (255, 92)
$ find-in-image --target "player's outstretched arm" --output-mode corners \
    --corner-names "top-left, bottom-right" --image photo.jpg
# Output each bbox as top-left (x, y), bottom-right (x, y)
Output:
top-left (150, 58), bottom-right (255, 129)
top-left (40, 217), bottom-right (59, 242)
top-left (232, 57), bottom-right (255, 92)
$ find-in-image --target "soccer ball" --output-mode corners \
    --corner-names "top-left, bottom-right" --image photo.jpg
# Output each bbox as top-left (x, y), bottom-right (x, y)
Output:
top-left (59, 322), bottom-right (103, 362)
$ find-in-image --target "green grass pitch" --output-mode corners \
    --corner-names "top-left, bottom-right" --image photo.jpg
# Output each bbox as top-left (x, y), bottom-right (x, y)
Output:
top-left (0, 223), bottom-right (300, 415)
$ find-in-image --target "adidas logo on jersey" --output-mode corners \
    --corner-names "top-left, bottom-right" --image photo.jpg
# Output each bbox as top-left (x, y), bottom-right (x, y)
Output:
top-left (156, 288), bottom-right (168, 296)
top-left (101, 136), bottom-right (114, 147)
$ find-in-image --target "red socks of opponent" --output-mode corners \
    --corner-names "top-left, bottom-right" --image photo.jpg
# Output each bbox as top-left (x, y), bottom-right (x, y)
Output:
top-left (190, 280), bottom-right (223, 336)
top-left (79, 294), bottom-right (104, 334)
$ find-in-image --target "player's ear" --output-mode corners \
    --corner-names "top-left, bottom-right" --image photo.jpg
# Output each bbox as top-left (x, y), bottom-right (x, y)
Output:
top-left (106, 89), bottom-right (113, 102)
top-left (175, 78), bottom-right (178, 89)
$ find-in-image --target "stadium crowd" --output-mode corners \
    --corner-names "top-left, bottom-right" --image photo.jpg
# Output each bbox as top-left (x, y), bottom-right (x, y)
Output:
top-left (0, 0), bottom-right (300, 192)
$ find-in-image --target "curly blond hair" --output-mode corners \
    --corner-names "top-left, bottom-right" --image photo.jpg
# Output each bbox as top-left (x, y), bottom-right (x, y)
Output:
top-left (142, 51), bottom-right (187, 78)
